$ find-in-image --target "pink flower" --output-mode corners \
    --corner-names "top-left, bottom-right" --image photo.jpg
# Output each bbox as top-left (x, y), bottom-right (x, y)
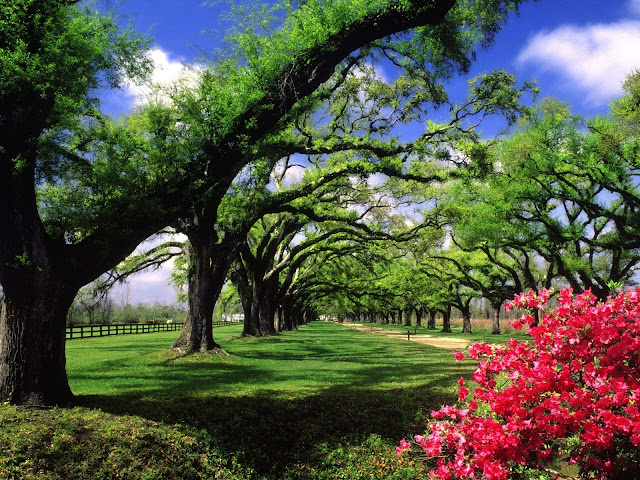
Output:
top-left (399, 289), bottom-right (640, 479)
top-left (395, 438), bottom-right (411, 457)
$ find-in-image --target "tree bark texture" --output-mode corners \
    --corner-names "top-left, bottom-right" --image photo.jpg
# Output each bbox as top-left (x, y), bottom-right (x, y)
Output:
top-left (415, 307), bottom-right (424, 328)
top-left (491, 302), bottom-right (502, 335)
top-left (232, 254), bottom-right (261, 337)
top-left (427, 309), bottom-right (437, 330)
top-left (173, 233), bottom-right (235, 352)
top-left (403, 309), bottom-right (412, 327)
top-left (441, 306), bottom-right (452, 333)
top-left (236, 237), bottom-right (284, 336)
top-left (461, 310), bottom-right (472, 334)
top-left (0, 273), bottom-right (76, 406)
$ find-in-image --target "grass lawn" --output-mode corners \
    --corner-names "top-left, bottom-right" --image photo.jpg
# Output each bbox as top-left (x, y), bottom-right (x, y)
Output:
top-left (0, 321), bottom-right (479, 479)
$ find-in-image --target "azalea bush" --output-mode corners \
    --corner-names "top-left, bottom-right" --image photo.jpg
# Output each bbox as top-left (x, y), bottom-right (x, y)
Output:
top-left (397, 288), bottom-right (640, 479)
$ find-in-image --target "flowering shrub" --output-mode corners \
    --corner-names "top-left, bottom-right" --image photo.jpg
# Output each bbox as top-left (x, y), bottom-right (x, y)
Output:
top-left (397, 288), bottom-right (640, 479)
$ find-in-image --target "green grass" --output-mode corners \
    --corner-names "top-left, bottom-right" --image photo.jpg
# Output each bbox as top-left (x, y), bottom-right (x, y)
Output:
top-left (0, 322), bottom-right (478, 479)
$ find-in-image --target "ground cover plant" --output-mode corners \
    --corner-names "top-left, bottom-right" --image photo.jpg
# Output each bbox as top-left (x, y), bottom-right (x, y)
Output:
top-left (0, 322), bottom-right (474, 479)
top-left (397, 288), bottom-right (640, 479)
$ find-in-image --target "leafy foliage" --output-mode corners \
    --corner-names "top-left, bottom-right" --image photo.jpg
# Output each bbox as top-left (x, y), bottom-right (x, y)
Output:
top-left (1, 0), bottom-right (150, 138)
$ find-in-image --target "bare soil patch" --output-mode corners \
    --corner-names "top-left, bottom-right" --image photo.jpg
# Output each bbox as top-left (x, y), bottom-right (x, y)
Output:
top-left (342, 323), bottom-right (470, 351)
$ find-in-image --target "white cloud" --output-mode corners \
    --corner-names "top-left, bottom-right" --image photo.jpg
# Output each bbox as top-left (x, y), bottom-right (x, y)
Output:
top-left (126, 48), bottom-right (200, 107)
top-left (111, 275), bottom-right (178, 305)
top-left (516, 20), bottom-right (640, 106)
top-left (271, 159), bottom-right (306, 187)
top-left (366, 172), bottom-right (386, 188)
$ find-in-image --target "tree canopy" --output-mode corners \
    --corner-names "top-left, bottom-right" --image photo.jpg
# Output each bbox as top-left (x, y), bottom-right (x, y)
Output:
top-left (0, 0), bottom-right (534, 405)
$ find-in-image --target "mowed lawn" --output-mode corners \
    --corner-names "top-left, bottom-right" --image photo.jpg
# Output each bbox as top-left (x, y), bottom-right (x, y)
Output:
top-left (0, 322), bottom-right (476, 479)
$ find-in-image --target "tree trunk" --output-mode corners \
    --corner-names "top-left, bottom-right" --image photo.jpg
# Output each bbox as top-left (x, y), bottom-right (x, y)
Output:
top-left (441, 306), bottom-right (452, 333)
top-left (0, 148), bottom-right (85, 406)
top-left (283, 308), bottom-right (294, 331)
top-left (304, 310), bottom-right (315, 324)
top-left (248, 279), bottom-right (263, 335)
top-left (491, 302), bottom-right (501, 335)
top-left (259, 293), bottom-right (277, 335)
top-left (232, 255), bottom-right (260, 337)
top-left (532, 309), bottom-right (540, 328)
top-left (235, 246), bottom-right (279, 336)
top-left (415, 307), bottom-right (423, 328)
top-left (259, 279), bottom-right (278, 335)
top-left (0, 276), bottom-right (76, 406)
top-left (172, 233), bottom-right (233, 352)
top-left (427, 309), bottom-right (437, 330)
top-left (461, 306), bottom-right (472, 334)
top-left (403, 309), bottom-right (412, 327)
top-left (292, 306), bottom-right (303, 329)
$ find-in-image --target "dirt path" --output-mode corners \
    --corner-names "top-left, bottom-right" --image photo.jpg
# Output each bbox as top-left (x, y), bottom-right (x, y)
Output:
top-left (342, 323), bottom-right (470, 350)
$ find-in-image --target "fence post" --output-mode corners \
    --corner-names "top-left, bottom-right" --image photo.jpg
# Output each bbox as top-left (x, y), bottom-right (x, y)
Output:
top-left (65, 321), bottom-right (185, 340)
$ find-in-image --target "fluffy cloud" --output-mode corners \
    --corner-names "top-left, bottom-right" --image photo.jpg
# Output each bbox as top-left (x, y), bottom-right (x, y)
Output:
top-left (516, 20), bottom-right (640, 106)
top-left (270, 157), bottom-right (307, 187)
top-left (125, 47), bottom-right (199, 107)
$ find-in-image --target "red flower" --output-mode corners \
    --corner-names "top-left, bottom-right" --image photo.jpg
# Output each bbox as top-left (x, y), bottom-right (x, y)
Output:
top-left (399, 288), bottom-right (640, 479)
top-left (453, 351), bottom-right (466, 362)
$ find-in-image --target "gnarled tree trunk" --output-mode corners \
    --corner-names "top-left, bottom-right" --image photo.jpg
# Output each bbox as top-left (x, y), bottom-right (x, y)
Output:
top-left (427, 309), bottom-right (437, 330)
top-left (172, 229), bottom-right (236, 352)
top-left (0, 275), bottom-right (76, 406)
top-left (441, 305), bottom-right (452, 333)
top-left (491, 301), bottom-right (502, 335)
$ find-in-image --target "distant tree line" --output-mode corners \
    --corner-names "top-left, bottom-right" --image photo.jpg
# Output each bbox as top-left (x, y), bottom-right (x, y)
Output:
top-left (66, 298), bottom-right (186, 326)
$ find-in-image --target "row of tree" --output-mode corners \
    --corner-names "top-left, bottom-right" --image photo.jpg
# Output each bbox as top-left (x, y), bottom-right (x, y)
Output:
top-left (294, 79), bottom-right (640, 334)
top-left (189, 73), bottom-right (640, 340)
top-left (0, 0), bottom-right (534, 405)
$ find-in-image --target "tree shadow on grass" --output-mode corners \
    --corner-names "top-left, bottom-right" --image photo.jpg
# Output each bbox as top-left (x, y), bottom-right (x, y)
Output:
top-left (72, 322), bottom-right (474, 478)
top-left (76, 371), bottom-right (469, 478)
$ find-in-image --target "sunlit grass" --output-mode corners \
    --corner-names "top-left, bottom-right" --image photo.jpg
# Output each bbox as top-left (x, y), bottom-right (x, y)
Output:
top-left (1, 321), bottom-right (477, 479)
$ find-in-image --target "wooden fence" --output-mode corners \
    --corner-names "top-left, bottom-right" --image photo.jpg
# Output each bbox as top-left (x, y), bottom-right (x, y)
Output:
top-left (211, 318), bottom-right (243, 328)
top-left (65, 318), bottom-right (243, 340)
top-left (66, 322), bottom-right (184, 340)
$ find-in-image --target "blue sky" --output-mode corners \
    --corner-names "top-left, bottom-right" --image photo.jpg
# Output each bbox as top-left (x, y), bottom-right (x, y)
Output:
top-left (104, 0), bottom-right (640, 304)
top-left (110, 0), bottom-right (640, 117)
